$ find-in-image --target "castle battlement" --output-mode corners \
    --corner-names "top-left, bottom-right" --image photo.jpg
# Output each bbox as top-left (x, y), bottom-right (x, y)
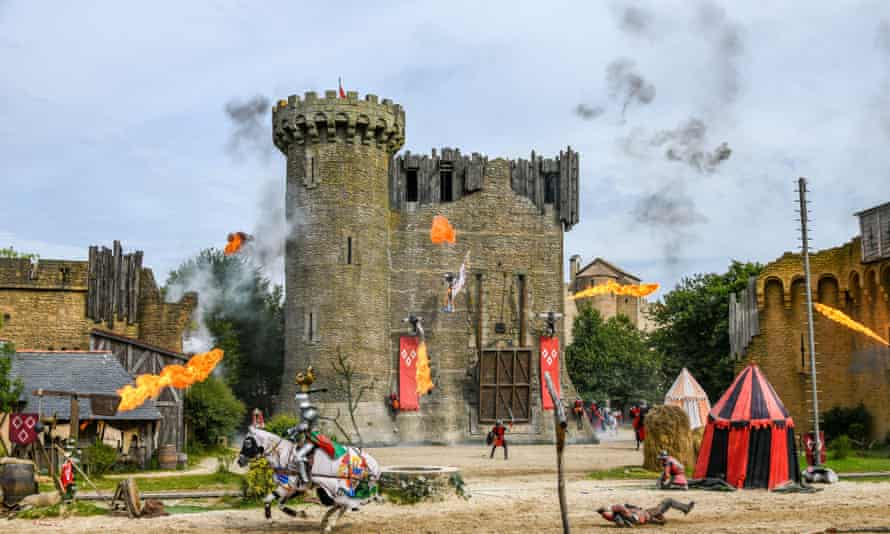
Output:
top-left (273, 90), bottom-right (405, 154)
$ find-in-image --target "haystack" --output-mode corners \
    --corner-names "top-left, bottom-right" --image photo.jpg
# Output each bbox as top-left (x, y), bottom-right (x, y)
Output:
top-left (642, 405), bottom-right (694, 472)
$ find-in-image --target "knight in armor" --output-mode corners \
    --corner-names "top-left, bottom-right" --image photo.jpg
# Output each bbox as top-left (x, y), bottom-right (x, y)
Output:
top-left (489, 419), bottom-right (510, 460)
top-left (630, 401), bottom-right (648, 451)
top-left (285, 367), bottom-right (321, 488)
top-left (597, 498), bottom-right (694, 527)
top-left (573, 398), bottom-right (585, 430)
top-left (656, 450), bottom-right (689, 490)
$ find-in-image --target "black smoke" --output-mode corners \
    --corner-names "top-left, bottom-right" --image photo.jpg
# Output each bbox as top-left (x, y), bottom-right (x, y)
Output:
top-left (607, 58), bottom-right (656, 117)
top-left (225, 95), bottom-right (272, 161)
top-left (575, 104), bottom-right (604, 120)
top-left (632, 184), bottom-right (707, 265)
top-left (697, 2), bottom-right (744, 107)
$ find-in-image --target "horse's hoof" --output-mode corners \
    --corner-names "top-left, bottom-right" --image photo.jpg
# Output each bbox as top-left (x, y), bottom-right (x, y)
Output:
top-left (264, 506), bottom-right (271, 520)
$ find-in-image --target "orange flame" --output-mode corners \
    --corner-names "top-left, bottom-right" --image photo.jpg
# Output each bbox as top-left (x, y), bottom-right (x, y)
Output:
top-left (415, 340), bottom-right (434, 396)
top-left (813, 303), bottom-right (889, 346)
top-left (224, 232), bottom-right (250, 256)
top-left (571, 280), bottom-right (660, 299)
top-left (117, 349), bottom-right (224, 412)
top-left (430, 215), bottom-right (456, 245)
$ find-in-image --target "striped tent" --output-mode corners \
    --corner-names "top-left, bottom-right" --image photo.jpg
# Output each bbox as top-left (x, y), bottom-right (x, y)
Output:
top-left (664, 368), bottom-right (711, 429)
top-left (693, 364), bottom-right (800, 489)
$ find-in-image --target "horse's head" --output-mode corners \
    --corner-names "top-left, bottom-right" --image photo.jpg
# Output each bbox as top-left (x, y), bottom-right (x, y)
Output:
top-left (237, 430), bottom-right (265, 467)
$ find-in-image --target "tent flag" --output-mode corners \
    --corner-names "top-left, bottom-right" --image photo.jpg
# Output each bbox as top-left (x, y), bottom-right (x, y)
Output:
top-left (695, 364), bottom-right (798, 490)
top-left (540, 336), bottom-right (560, 410)
top-left (399, 336), bottom-right (419, 410)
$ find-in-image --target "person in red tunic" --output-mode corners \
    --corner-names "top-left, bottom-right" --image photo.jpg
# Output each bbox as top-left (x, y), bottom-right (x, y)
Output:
top-left (597, 499), bottom-right (694, 527)
top-left (630, 402), bottom-right (648, 450)
top-left (573, 398), bottom-right (585, 430)
top-left (488, 419), bottom-right (510, 460)
top-left (656, 450), bottom-right (689, 490)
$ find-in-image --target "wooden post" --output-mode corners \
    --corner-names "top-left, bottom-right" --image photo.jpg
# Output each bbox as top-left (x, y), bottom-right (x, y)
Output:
top-left (70, 396), bottom-right (80, 445)
top-left (544, 371), bottom-right (570, 534)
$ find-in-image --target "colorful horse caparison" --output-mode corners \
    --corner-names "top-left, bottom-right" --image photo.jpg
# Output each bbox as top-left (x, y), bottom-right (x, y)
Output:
top-left (237, 426), bottom-right (381, 533)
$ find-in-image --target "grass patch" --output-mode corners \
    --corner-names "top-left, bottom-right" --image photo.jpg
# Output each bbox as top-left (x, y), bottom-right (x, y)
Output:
top-left (15, 501), bottom-right (108, 520)
top-left (799, 453), bottom-right (890, 474)
top-left (587, 466), bottom-right (660, 480)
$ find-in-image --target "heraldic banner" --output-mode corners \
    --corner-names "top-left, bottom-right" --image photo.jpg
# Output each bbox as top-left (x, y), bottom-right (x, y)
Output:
top-left (9, 413), bottom-right (39, 446)
top-left (540, 336), bottom-right (561, 410)
top-left (399, 336), bottom-right (419, 411)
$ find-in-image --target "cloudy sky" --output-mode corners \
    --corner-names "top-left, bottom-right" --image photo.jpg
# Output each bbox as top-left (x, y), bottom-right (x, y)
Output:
top-left (2, 1), bottom-right (890, 297)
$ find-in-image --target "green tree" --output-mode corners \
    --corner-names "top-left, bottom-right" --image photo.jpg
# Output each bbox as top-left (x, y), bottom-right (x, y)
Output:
top-left (0, 247), bottom-right (39, 260)
top-left (185, 376), bottom-right (246, 446)
top-left (165, 249), bottom-right (284, 416)
top-left (565, 306), bottom-right (662, 406)
top-left (648, 260), bottom-right (763, 401)
top-left (0, 341), bottom-right (24, 412)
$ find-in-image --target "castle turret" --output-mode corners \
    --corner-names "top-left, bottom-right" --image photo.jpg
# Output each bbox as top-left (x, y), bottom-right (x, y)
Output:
top-left (274, 91), bottom-right (405, 418)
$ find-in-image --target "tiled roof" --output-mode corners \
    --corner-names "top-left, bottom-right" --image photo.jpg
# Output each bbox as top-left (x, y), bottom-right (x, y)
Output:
top-left (10, 351), bottom-right (161, 421)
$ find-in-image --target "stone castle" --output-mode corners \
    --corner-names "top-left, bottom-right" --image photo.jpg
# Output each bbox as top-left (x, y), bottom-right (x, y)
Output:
top-left (273, 89), bottom-right (586, 444)
top-left (731, 201), bottom-right (890, 439)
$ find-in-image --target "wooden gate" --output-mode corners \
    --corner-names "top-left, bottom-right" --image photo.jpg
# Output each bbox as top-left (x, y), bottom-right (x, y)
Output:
top-left (479, 349), bottom-right (531, 423)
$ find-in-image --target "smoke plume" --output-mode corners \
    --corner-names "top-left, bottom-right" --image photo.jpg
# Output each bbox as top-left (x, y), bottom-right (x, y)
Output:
top-left (632, 183), bottom-right (707, 264)
top-left (607, 58), bottom-right (656, 116)
top-left (696, 2), bottom-right (744, 108)
top-left (575, 104), bottom-right (604, 120)
top-left (165, 180), bottom-right (300, 353)
top-left (225, 95), bottom-right (272, 161)
top-left (623, 119), bottom-right (732, 173)
top-left (617, 5), bottom-right (654, 37)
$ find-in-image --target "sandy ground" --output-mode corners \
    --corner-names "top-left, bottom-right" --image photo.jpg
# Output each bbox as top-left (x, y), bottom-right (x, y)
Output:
top-left (11, 430), bottom-right (890, 533)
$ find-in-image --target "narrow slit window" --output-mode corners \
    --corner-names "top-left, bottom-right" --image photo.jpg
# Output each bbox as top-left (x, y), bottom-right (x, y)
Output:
top-left (308, 312), bottom-right (314, 342)
top-left (544, 174), bottom-right (556, 204)
top-left (440, 171), bottom-right (453, 202)
top-left (406, 170), bottom-right (418, 202)
top-left (347, 237), bottom-right (353, 265)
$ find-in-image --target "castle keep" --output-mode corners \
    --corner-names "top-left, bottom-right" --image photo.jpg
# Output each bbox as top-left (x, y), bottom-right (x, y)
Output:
top-left (730, 202), bottom-right (890, 439)
top-left (273, 90), bottom-right (584, 444)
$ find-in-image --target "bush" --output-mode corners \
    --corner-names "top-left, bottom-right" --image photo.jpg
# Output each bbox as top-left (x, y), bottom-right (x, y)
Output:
top-left (83, 440), bottom-right (118, 476)
top-left (185, 376), bottom-right (246, 447)
top-left (829, 435), bottom-right (853, 460)
top-left (242, 457), bottom-right (276, 501)
top-left (823, 403), bottom-right (872, 445)
top-left (265, 414), bottom-right (298, 438)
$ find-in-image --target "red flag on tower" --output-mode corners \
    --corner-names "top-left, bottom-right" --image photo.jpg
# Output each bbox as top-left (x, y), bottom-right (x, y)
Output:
top-left (338, 77), bottom-right (346, 99)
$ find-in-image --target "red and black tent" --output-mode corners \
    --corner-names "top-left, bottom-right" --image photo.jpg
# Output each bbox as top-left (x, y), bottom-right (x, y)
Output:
top-left (693, 364), bottom-right (800, 489)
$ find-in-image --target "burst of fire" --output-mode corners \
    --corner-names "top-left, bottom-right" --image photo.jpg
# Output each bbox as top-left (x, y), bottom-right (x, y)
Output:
top-left (415, 340), bottom-right (434, 396)
top-left (813, 303), bottom-right (889, 346)
top-left (224, 232), bottom-right (251, 256)
top-left (430, 215), bottom-right (456, 245)
top-left (570, 280), bottom-right (660, 299)
top-left (117, 348), bottom-right (224, 412)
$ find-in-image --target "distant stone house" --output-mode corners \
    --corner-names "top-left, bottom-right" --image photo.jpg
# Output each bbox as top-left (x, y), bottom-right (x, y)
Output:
top-left (564, 257), bottom-right (654, 344)
top-left (2, 351), bottom-right (162, 467)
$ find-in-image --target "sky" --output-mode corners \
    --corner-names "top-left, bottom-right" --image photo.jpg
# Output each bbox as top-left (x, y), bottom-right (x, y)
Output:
top-left (2, 1), bottom-right (890, 298)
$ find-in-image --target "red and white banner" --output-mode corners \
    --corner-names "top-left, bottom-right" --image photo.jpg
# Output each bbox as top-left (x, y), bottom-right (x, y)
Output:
top-left (399, 336), bottom-right (419, 411)
top-left (540, 336), bottom-right (561, 410)
top-left (9, 413), bottom-right (39, 445)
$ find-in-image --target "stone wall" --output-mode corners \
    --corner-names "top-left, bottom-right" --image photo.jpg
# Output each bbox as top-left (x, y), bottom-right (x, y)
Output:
top-left (0, 256), bottom-right (196, 353)
top-left (742, 237), bottom-right (890, 439)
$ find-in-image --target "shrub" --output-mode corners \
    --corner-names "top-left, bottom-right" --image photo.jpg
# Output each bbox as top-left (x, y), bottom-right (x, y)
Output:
top-left (823, 403), bottom-right (873, 444)
top-left (83, 440), bottom-right (118, 476)
top-left (242, 457), bottom-right (276, 501)
top-left (829, 435), bottom-right (852, 460)
top-left (185, 376), bottom-right (246, 447)
top-left (265, 414), bottom-right (298, 438)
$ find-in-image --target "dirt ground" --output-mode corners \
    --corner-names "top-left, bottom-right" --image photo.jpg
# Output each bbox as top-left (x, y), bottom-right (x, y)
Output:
top-left (12, 431), bottom-right (890, 533)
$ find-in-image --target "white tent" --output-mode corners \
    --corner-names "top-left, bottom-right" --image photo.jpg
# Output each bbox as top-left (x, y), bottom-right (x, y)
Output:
top-left (664, 368), bottom-right (711, 429)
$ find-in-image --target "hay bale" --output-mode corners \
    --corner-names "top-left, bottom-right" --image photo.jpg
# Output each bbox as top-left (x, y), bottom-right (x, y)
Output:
top-left (691, 426), bottom-right (705, 463)
top-left (642, 405), bottom-right (694, 472)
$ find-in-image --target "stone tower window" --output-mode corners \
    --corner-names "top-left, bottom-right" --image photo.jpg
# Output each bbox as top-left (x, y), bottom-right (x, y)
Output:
top-left (406, 169), bottom-right (418, 202)
top-left (440, 171), bottom-right (453, 202)
top-left (347, 237), bottom-right (353, 265)
top-left (303, 154), bottom-right (319, 188)
top-left (544, 174), bottom-right (557, 204)
top-left (304, 309), bottom-right (320, 343)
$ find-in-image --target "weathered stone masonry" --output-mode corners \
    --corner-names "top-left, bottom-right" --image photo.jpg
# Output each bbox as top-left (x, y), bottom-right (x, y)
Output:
top-left (274, 90), bottom-right (586, 444)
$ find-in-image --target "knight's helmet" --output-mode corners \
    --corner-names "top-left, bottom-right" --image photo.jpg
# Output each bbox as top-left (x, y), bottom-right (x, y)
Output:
top-left (294, 366), bottom-right (319, 428)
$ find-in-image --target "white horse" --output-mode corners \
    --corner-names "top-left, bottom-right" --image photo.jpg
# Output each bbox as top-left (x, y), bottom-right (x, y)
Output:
top-left (237, 426), bottom-right (381, 533)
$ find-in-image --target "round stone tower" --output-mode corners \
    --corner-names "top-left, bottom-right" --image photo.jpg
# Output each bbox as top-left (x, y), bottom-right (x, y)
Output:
top-left (273, 90), bottom-right (405, 438)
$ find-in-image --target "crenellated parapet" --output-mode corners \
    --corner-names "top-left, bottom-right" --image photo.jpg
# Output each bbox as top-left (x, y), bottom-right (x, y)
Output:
top-left (390, 146), bottom-right (580, 230)
top-left (272, 90), bottom-right (405, 155)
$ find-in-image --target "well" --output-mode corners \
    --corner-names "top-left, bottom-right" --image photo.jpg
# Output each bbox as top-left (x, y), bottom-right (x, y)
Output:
top-left (379, 465), bottom-right (463, 503)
